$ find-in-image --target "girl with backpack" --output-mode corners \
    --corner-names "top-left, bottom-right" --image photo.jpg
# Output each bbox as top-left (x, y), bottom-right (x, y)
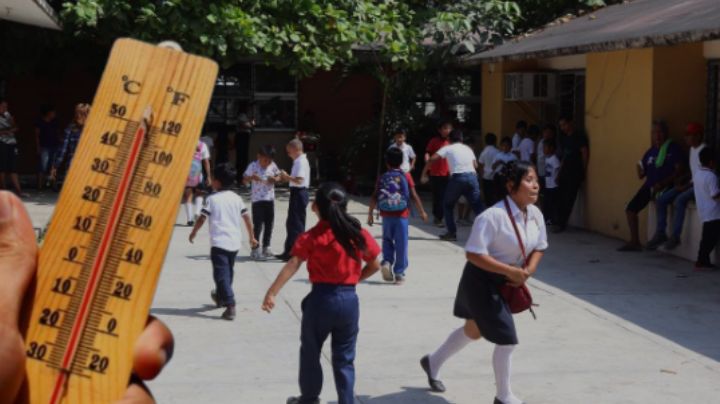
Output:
top-left (368, 147), bottom-right (428, 284)
top-left (183, 139), bottom-right (212, 226)
top-left (262, 183), bottom-right (381, 404)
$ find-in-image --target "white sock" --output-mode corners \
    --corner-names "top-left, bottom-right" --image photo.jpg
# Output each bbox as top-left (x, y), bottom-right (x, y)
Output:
top-left (428, 327), bottom-right (473, 379)
top-left (493, 344), bottom-right (522, 404)
top-left (194, 196), bottom-right (203, 217)
top-left (184, 202), bottom-right (193, 222)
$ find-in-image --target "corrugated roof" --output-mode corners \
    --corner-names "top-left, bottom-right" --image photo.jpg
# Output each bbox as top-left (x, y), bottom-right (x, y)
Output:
top-left (0, 0), bottom-right (61, 30)
top-left (463, 0), bottom-right (720, 64)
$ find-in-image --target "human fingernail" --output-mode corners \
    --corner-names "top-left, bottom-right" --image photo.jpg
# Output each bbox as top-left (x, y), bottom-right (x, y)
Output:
top-left (0, 191), bottom-right (14, 222)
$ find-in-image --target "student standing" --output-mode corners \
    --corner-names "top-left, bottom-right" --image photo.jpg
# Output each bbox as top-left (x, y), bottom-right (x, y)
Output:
top-left (388, 128), bottom-right (417, 173)
top-left (491, 137), bottom-right (519, 198)
top-left (34, 104), bottom-right (60, 190)
top-left (276, 139), bottom-right (311, 262)
top-left (0, 99), bottom-right (24, 196)
top-left (183, 139), bottom-right (212, 226)
top-left (51, 103), bottom-right (90, 186)
top-left (536, 124), bottom-right (557, 190)
top-left (555, 115), bottom-right (589, 233)
top-left (516, 125), bottom-right (536, 163)
top-left (542, 139), bottom-right (561, 225)
top-left (368, 148), bottom-right (428, 284)
top-left (511, 120), bottom-right (527, 151)
top-left (243, 145), bottom-right (282, 260)
top-left (693, 147), bottom-right (720, 270)
top-left (425, 119), bottom-right (452, 227)
top-left (420, 161), bottom-right (547, 404)
top-left (478, 133), bottom-right (500, 206)
top-left (423, 129), bottom-right (484, 241)
top-left (190, 164), bottom-right (257, 320)
top-left (262, 183), bottom-right (381, 404)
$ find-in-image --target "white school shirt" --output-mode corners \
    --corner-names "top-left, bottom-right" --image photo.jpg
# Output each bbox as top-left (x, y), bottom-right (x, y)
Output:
top-left (689, 143), bottom-right (706, 180)
top-left (478, 145), bottom-right (500, 180)
top-left (466, 198), bottom-right (548, 267)
top-left (518, 138), bottom-right (535, 162)
top-left (290, 153), bottom-right (311, 188)
top-left (511, 133), bottom-right (521, 150)
top-left (201, 190), bottom-right (249, 251)
top-left (693, 167), bottom-right (720, 223)
top-left (544, 155), bottom-right (561, 189)
top-left (491, 152), bottom-right (518, 176)
top-left (436, 143), bottom-right (476, 175)
top-left (388, 142), bottom-right (416, 173)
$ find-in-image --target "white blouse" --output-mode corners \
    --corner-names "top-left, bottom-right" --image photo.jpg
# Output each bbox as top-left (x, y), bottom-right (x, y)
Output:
top-left (465, 198), bottom-right (548, 267)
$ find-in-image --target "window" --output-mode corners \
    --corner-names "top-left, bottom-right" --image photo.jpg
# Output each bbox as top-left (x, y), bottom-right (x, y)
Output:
top-left (207, 64), bottom-right (297, 131)
top-left (415, 70), bottom-right (482, 133)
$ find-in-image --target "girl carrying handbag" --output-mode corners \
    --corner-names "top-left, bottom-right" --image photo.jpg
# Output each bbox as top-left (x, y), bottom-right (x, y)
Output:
top-left (501, 197), bottom-right (536, 318)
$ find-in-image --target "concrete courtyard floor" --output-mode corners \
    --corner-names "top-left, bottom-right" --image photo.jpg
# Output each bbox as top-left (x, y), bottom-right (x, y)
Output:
top-left (21, 189), bottom-right (720, 404)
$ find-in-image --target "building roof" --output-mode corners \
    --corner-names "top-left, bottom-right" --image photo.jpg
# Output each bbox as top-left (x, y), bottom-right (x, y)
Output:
top-left (0, 0), bottom-right (61, 30)
top-left (464, 0), bottom-right (720, 64)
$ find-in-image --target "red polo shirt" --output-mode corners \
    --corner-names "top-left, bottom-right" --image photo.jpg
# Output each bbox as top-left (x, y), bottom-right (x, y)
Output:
top-left (426, 136), bottom-right (450, 177)
top-left (292, 221), bottom-right (381, 285)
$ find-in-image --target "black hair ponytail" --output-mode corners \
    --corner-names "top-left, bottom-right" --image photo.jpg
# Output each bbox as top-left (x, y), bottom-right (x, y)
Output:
top-left (315, 182), bottom-right (367, 260)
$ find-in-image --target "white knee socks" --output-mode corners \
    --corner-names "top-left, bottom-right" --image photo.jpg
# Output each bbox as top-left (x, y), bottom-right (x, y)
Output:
top-left (194, 196), bottom-right (203, 218)
top-left (493, 344), bottom-right (522, 404)
top-left (428, 327), bottom-right (473, 378)
top-left (184, 202), bottom-right (193, 222)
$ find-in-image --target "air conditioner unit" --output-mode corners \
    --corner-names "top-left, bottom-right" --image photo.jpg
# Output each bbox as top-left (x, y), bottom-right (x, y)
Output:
top-left (504, 72), bottom-right (557, 101)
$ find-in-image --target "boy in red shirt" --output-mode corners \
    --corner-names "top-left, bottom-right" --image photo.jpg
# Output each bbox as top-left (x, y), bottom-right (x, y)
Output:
top-left (424, 119), bottom-right (452, 227)
top-left (262, 183), bottom-right (381, 404)
top-left (368, 147), bottom-right (428, 284)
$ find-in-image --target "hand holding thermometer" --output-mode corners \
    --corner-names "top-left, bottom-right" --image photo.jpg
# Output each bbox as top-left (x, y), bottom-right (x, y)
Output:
top-left (23, 38), bottom-right (217, 403)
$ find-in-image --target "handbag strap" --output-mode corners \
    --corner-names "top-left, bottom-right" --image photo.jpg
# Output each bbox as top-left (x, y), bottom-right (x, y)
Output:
top-left (503, 197), bottom-right (527, 265)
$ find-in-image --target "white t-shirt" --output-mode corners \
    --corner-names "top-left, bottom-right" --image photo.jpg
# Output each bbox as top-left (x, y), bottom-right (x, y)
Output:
top-left (478, 145), bottom-right (500, 180)
top-left (491, 152), bottom-right (518, 176)
top-left (518, 138), bottom-right (535, 161)
top-left (0, 111), bottom-right (16, 145)
top-left (201, 190), bottom-right (249, 251)
top-left (244, 161), bottom-right (281, 202)
top-left (511, 133), bottom-right (521, 150)
top-left (388, 142), bottom-right (416, 173)
top-left (436, 143), bottom-right (476, 175)
top-left (689, 143), bottom-right (706, 180)
top-left (200, 135), bottom-right (214, 156)
top-left (290, 153), bottom-right (311, 188)
top-left (544, 155), bottom-right (561, 189)
top-left (466, 198), bottom-right (548, 267)
top-left (693, 167), bottom-right (720, 223)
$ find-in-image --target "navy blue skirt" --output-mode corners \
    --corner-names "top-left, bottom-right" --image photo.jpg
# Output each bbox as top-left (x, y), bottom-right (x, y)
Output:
top-left (453, 262), bottom-right (518, 345)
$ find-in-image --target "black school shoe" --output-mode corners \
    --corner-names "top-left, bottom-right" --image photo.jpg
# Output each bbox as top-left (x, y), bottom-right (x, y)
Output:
top-left (420, 355), bottom-right (446, 393)
top-left (275, 253), bottom-right (291, 262)
top-left (439, 233), bottom-right (457, 241)
top-left (221, 305), bottom-right (236, 321)
top-left (494, 398), bottom-right (525, 404)
top-left (286, 397), bottom-right (320, 404)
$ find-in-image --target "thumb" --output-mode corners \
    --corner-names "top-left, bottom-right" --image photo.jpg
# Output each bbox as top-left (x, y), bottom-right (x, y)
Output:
top-left (0, 191), bottom-right (37, 403)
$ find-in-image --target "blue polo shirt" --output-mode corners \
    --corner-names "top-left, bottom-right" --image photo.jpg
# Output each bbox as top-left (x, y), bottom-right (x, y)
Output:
top-left (641, 141), bottom-right (684, 189)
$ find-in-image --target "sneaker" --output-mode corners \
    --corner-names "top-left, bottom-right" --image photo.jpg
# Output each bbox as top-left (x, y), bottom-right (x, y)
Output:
top-left (380, 262), bottom-right (395, 282)
top-left (262, 247), bottom-right (274, 259)
top-left (286, 397), bottom-right (320, 404)
top-left (221, 305), bottom-right (236, 321)
top-left (250, 248), bottom-right (260, 260)
top-left (394, 274), bottom-right (405, 285)
top-left (210, 290), bottom-right (220, 307)
top-left (645, 234), bottom-right (667, 250)
top-left (664, 236), bottom-right (681, 250)
top-left (439, 233), bottom-right (457, 241)
top-left (187, 220), bottom-right (194, 227)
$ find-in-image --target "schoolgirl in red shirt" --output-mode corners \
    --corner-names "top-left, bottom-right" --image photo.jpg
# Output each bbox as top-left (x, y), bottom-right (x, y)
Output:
top-left (262, 183), bottom-right (381, 404)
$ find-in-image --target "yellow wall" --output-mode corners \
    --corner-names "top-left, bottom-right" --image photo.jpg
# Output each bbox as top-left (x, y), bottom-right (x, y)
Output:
top-left (481, 63), bottom-right (504, 137)
top-left (585, 48), bottom-right (655, 240)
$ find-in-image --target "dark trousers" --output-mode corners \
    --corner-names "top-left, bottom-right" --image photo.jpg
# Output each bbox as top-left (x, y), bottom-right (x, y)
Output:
top-left (556, 175), bottom-right (583, 228)
top-left (430, 175), bottom-right (449, 221)
top-left (543, 187), bottom-right (559, 224)
top-left (482, 178), bottom-right (497, 206)
top-left (697, 219), bottom-right (720, 266)
top-left (210, 247), bottom-right (238, 307)
top-left (284, 188), bottom-right (309, 255)
top-left (252, 201), bottom-right (275, 248)
top-left (299, 284), bottom-right (359, 404)
top-left (444, 173), bottom-right (485, 235)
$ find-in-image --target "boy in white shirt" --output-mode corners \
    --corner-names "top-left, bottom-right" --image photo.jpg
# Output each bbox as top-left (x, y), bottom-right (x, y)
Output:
top-left (693, 147), bottom-right (720, 271)
top-left (491, 137), bottom-right (518, 177)
top-left (276, 138), bottom-right (311, 261)
top-left (388, 128), bottom-right (416, 173)
top-left (190, 164), bottom-right (257, 320)
top-left (477, 133), bottom-right (500, 205)
top-left (243, 145), bottom-right (282, 260)
top-left (516, 125), bottom-right (537, 162)
top-left (542, 139), bottom-right (561, 225)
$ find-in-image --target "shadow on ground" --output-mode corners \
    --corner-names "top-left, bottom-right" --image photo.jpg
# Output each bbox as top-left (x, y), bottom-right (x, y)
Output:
top-left (150, 304), bottom-right (221, 320)
top-left (330, 387), bottom-right (453, 404)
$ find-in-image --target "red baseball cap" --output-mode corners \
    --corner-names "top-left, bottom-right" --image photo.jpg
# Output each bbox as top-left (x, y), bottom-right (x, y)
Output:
top-left (686, 122), bottom-right (703, 135)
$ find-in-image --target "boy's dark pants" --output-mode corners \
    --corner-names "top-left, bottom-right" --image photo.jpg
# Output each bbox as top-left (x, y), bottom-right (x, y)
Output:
top-left (543, 187), bottom-right (559, 224)
top-left (252, 201), bottom-right (275, 248)
top-left (557, 174), bottom-right (583, 228)
top-left (697, 219), bottom-right (720, 265)
top-left (210, 247), bottom-right (238, 306)
top-left (430, 175), bottom-right (449, 221)
top-left (283, 188), bottom-right (309, 255)
top-left (299, 284), bottom-right (359, 404)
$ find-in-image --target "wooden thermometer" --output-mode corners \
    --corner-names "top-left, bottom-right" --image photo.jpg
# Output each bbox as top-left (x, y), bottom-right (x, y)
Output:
top-left (24, 38), bottom-right (217, 403)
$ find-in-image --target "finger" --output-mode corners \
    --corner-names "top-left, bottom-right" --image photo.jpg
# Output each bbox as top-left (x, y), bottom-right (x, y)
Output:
top-left (0, 191), bottom-right (37, 402)
top-left (132, 316), bottom-right (174, 381)
top-left (115, 376), bottom-right (153, 404)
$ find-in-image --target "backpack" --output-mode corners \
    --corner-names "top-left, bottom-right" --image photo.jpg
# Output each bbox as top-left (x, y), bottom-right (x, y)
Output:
top-left (377, 170), bottom-right (410, 212)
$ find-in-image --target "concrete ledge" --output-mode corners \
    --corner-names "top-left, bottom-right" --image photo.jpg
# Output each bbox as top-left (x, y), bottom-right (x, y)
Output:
top-left (647, 202), bottom-right (720, 263)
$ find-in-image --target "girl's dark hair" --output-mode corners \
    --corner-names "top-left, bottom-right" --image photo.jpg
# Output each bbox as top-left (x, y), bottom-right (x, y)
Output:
top-left (259, 144), bottom-right (276, 158)
top-left (315, 182), bottom-right (367, 260)
top-left (495, 161), bottom-right (535, 197)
